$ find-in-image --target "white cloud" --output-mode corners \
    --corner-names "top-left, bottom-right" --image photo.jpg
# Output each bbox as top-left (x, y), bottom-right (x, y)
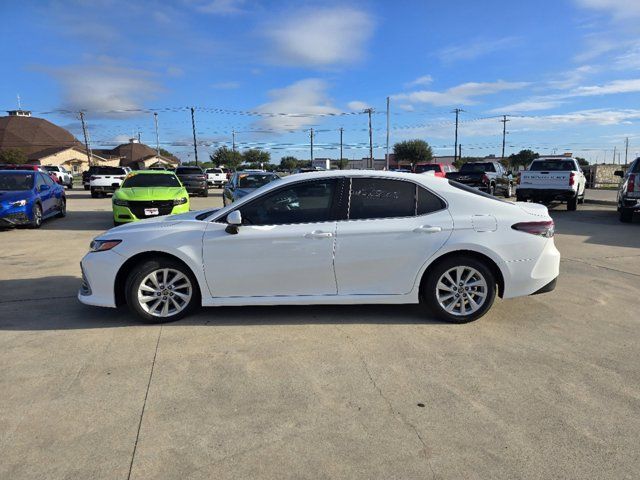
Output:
top-left (438, 37), bottom-right (520, 62)
top-left (568, 78), bottom-right (640, 96)
top-left (574, 0), bottom-right (640, 19)
top-left (48, 64), bottom-right (162, 117)
top-left (254, 79), bottom-right (339, 132)
top-left (489, 99), bottom-right (564, 113)
top-left (347, 101), bottom-right (370, 111)
top-left (186, 0), bottom-right (246, 15)
top-left (211, 81), bottom-right (240, 89)
top-left (405, 75), bottom-right (433, 88)
top-left (265, 7), bottom-right (374, 67)
top-left (392, 80), bottom-right (529, 106)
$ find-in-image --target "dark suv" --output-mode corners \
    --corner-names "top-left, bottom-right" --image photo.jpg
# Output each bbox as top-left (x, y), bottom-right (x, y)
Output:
top-left (175, 166), bottom-right (208, 197)
top-left (615, 158), bottom-right (640, 223)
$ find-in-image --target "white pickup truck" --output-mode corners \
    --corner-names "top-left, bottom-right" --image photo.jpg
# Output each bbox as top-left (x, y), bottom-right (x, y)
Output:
top-left (205, 168), bottom-right (227, 188)
top-left (89, 166), bottom-right (128, 198)
top-left (516, 157), bottom-right (586, 211)
top-left (42, 165), bottom-right (73, 189)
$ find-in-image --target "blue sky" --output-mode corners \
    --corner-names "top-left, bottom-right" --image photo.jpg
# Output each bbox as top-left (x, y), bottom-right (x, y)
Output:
top-left (2, 0), bottom-right (640, 163)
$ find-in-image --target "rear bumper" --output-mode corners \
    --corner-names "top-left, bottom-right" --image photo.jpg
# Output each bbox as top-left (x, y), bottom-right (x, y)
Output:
top-left (621, 197), bottom-right (640, 210)
top-left (517, 188), bottom-right (576, 201)
top-left (91, 185), bottom-right (119, 193)
top-left (502, 239), bottom-right (561, 299)
top-left (532, 277), bottom-right (557, 295)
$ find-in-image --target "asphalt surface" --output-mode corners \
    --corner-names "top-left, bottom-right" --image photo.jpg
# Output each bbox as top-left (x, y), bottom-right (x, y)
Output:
top-left (1, 188), bottom-right (639, 480)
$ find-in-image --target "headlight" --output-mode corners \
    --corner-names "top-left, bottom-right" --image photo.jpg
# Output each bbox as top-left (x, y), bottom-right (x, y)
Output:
top-left (113, 198), bottom-right (129, 206)
top-left (10, 199), bottom-right (28, 207)
top-left (89, 239), bottom-right (122, 252)
top-left (173, 197), bottom-right (188, 205)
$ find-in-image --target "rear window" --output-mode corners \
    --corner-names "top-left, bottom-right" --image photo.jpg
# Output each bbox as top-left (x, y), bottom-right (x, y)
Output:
top-left (460, 163), bottom-right (495, 173)
top-left (628, 159), bottom-right (640, 173)
top-left (529, 160), bottom-right (576, 171)
top-left (448, 180), bottom-right (508, 203)
top-left (122, 173), bottom-right (181, 188)
top-left (176, 167), bottom-right (203, 174)
top-left (414, 164), bottom-right (441, 173)
top-left (43, 166), bottom-right (59, 172)
top-left (93, 167), bottom-right (126, 175)
top-left (206, 168), bottom-right (224, 174)
top-left (237, 173), bottom-right (278, 188)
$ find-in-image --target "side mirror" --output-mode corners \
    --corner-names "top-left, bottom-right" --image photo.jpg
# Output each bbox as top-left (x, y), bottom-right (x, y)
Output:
top-left (39, 184), bottom-right (50, 192)
top-left (225, 210), bottom-right (242, 234)
top-left (614, 170), bottom-right (624, 177)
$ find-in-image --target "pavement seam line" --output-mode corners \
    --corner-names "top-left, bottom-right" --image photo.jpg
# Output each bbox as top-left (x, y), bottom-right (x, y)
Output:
top-left (0, 295), bottom-right (76, 304)
top-left (127, 325), bottom-right (163, 480)
top-left (562, 257), bottom-right (640, 278)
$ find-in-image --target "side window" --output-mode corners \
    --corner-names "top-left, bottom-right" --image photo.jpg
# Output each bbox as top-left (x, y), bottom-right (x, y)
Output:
top-left (35, 173), bottom-right (47, 190)
top-left (417, 186), bottom-right (446, 214)
top-left (349, 178), bottom-right (415, 220)
top-left (43, 174), bottom-right (56, 187)
top-left (240, 179), bottom-right (337, 225)
top-left (488, 164), bottom-right (496, 172)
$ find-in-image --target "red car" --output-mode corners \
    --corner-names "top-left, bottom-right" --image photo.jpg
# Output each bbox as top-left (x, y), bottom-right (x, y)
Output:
top-left (0, 164), bottom-right (61, 184)
top-left (413, 163), bottom-right (456, 177)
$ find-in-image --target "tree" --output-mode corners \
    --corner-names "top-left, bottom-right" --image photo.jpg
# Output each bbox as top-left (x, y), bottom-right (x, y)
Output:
top-left (242, 148), bottom-right (271, 165)
top-left (454, 156), bottom-right (483, 170)
top-left (0, 148), bottom-right (27, 164)
top-left (210, 146), bottom-right (243, 170)
top-left (158, 147), bottom-right (180, 162)
top-left (575, 157), bottom-right (589, 167)
top-left (335, 158), bottom-right (349, 170)
top-left (280, 156), bottom-right (298, 170)
top-left (508, 149), bottom-right (539, 169)
top-left (393, 140), bottom-right (433, 168)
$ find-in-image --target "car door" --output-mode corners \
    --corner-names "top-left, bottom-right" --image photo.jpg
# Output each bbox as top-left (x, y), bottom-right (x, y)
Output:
top-left (35, 173), bottom-right (55, 215)
top-left (334, 177), bottom-right (453, 295)
top-left (202, 178), bottom-right (341, 298)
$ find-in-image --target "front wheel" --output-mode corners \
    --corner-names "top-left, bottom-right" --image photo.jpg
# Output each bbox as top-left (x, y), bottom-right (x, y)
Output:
top-left (125, 259), bottom-right (200, 323)
top-left (503, 183), bottom-right (513, 198)
top-left (29, 203), bottom-right (43, 229)
top-left (420, 256), bottom-right (496, 324)
top-left (201, 189), bottom-right (209, 197)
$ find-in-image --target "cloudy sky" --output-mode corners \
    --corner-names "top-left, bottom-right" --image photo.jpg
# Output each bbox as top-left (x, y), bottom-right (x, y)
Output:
top-left (2, 0), bottom-right (640, 163)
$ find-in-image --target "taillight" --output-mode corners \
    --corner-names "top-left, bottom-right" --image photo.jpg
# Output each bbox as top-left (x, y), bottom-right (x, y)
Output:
top-left (482, 174), bottom-right (489, 184)
top-left (569, 172), bottom-right (575, 186)
top-left (629, 175), bottom-right (636, 192)
top-left (512, 221), bottom-right (554, 238)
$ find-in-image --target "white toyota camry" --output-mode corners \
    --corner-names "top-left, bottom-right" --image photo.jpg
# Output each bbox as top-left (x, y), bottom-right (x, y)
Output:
top-left (78, 170), bottom-right (560, 324)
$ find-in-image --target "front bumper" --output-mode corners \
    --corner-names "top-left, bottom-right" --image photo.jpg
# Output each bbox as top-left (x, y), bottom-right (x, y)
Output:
top-left (0, 204), bottom-right (32, 227)
top-left (113, 201), bottom-right (189, 223)
top-left (78, 250), bottom-right (125, 308)
top-left (517, 188), bottom-right (576, 202)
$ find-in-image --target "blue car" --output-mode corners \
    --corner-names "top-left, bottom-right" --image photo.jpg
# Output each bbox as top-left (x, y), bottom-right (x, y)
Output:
top-left (0, 170), bottom-right (66, 228)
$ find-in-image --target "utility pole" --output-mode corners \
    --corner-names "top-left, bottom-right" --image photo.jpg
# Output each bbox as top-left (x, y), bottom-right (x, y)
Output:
top-left (154, 112), bottom-right (160, 155)
top-left (386, 96), bottom-right (390, 170)
top-left (79, 111), bottom-right (93, 166)
top-left (500, 115), bottom-right (510, 164)
top-left (364, 107), bottom-right (374, 169)
top-left (625, 137), bottom-right (629, 166)
top-left (232, 129), bottom-right (236, 152)
top-left (612, 146), bottom-right (616, 165)
top-left (137, 130), bottom-right (141, 143)
top-left (452, 108), bottom-right (464, 164)
top-left (339, 127), bottom-right (344, 164)
top-left (310, 128), bottom-right (314, 163)
top-left (190, 107), bottom-right (199, 166)
top-left (458, 144), bottom-right (462, 161)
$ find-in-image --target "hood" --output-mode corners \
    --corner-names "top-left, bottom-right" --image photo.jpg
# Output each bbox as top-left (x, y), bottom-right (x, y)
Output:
top-left (0, 190), bottom-right (34, 205)
top-left (115, 186), bottom-right (187, 201)
top-left (109, 208), bottom-right (219, 232)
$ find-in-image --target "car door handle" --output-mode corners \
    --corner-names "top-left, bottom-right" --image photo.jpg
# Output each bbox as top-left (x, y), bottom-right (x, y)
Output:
top-left (413, 225), bottom-right (442, 234)
top-left (304, 231), bottom-right (333, 239)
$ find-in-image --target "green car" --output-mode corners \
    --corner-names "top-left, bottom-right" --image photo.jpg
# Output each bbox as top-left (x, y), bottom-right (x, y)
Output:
top-left (112, 170), bottom-right (190, 226)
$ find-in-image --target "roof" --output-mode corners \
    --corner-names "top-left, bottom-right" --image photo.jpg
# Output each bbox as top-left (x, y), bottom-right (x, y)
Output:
top-left (0, 115), bottom-right (81, 156)
top-left (128, 169), bottom-right (176, 175)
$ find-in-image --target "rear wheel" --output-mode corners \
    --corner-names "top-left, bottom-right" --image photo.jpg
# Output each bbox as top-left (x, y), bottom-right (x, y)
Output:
top-left (420, 255), bottom-right (496, 324)
top-left (567, 194), bottom-right (578, 211)
top-left (84, 184), bottom-right (90, 191)
top-left (201, 189), bottom-right (209, 197)
top-left (125, 259), bottom-right (200, 323)
top-left (90, 189), bottom-right (99, 199)
top-left (55, 198), bottom-right (66, 218)
top-left (488, 184), bottom-right (495, 196)
top-left (620, 208), bottom-right (634, 223)
top-left (29, 203), bottom-right (43, 229)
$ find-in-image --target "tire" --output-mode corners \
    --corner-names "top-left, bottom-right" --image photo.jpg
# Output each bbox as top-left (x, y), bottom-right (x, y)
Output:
top-left (29, 203), bottom-right (43, 229)
top-left (488, 184), bottom-right (496, 196)
top-left (67, 182), bottom-right (73, 190)
top-left (516, 193), bottom-right (525, 202)
top-left (567, 194), bottom-right (578, 211)
top-left (503, 183), bottom-right (513, 198)
top-left (201, 189), bottom-right (209, 197)
top-left (620, 208), bottom-right (634, 223)
top-left (420, 255), bottom-right (497, 324)
top-left (125, 258), bottom-right (200, 323)
top-left (55, 198), bottom-right (66, 218)
top-left (91, 189), bottom-right (99, 199)
top-left (84, 185), bottom-right (90, 191)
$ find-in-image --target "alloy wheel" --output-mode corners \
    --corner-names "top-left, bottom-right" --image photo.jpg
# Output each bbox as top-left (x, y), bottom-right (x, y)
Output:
top-left (435, 266), bottom-right (488, 317)
top-left (137, 268), bottom-right (193, 318)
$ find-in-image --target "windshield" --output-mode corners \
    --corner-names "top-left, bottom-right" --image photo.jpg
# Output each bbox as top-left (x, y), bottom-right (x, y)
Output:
top-left (122, 173), bottom-right (181, 188)
top-left (460, 163), bottom-right (494, 173)
top-left (0, 172), bottom-right (34, 191)
top-left (93, 167), bottom-right (126, 175)
top-left (529, 160), bottom-right (577, 171)
top-left (414, 164), bottom-right (440, 173)
top-left (237, 173), bottom-right (277, 189)
top-left (176, 167), bottom-right (202, 174)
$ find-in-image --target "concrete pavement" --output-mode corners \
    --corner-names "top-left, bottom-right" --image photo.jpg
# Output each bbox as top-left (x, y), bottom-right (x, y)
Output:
top-left (1, 189), bottom-right (639, 479)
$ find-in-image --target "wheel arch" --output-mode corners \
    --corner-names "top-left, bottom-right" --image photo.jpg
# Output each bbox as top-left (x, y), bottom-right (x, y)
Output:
top-left (419, 249), bottom-right (505, 299)
top-left (114, 251), bottom-right (203, 307)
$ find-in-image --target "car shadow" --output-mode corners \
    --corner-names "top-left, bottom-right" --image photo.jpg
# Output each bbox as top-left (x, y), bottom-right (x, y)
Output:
top-left (0, 276), bottom-right (442, 331)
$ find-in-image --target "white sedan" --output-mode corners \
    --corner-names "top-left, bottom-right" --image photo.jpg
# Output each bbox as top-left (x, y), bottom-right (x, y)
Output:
top-left (78, 170), bottom-right (560, 324)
